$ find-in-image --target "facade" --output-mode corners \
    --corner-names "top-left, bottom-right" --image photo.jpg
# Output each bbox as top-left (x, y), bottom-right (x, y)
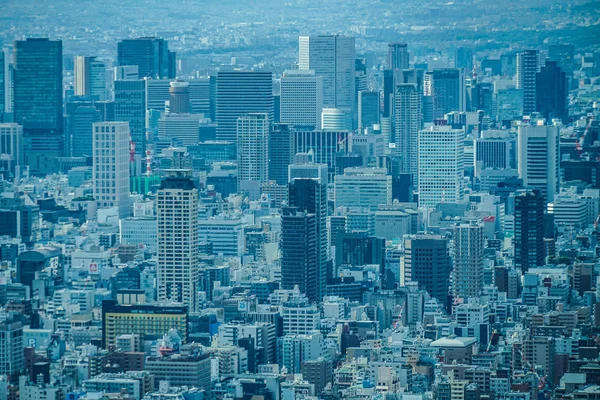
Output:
top-left (432, 68), bottom-right (465, 119)
top-left (299, 35), bottom-right (355, 116)
top-left (0, 315), bottom-right (24, 378)
top-left (321, 108), bottom-right (350, 131)
top-left (145, 353), bottom-right (211, 390)
top-left (237, 113), bottom-right (269, 187)
top-left (536, 60), bottom-right (568, 123)
top-left (394, 83), bottom-right (422, 180)
top-left (280, 70), bottom-right (323, 130)
top-left (451, 221), bottom-right (484, 301)
top-left (119, 217), bottom-right (158, 253)
top-left (13, 38), bottom-right (63, 175)
top-left (0, 123), bottom-right (23, 176)
top-left (517, 124), bottom-right (560, 202)
top-left (216, 71), bottom-right (273, 143)
top-left (269, 123), bottom-right (294, 185)
top-left (358, 91), bottom-right (380, 132)
top-left (70, 106), bottom-right (100, 157)
top-left (157, 170), bottom-right (200, 311)
top-left (293, 129), bottom-right (349, 180)
top-left (516, 50), bottom-right (539, 115)
top-left (74, 56), bottom-right (108, 100)
top-left (117, 37), bottom-right (174, 79)
top-left (115, 79), bottom-right (146, 153)
top-left (334, 168), bottom-right (392, 211)
top-left (198, 217), bottom-right (245, 257)
top-left (418, 125), bottom-right (464, 208)
top-left (513, 189), bottom-right (545, 273)
top-left (157, 113), bottom-right (202, 146)
top-left (92, 122), bottom-right (131, 218)
top-left (387, 42), bottom-right (409, 70)
top-left (169, 80), bottom-right (191, 113)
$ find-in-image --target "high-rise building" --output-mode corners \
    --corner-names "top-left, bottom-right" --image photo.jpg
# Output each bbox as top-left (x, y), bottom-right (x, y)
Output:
top-left (394, 83), bottom-right (422, 180)
top-left (0, 123), bottom-right (23, 177)
top-left (455, 47), bottom-right (473, 72)
top-left (237, 113), bottom-right (269, 187)
top-left (117, 37), bottom-right (174, 79)
top-left (92, 122), bottom-right (130, 218)
top-left (293, 129), bottom-right (350, 180)
top-left (280, 70), bottom-right (323, 130)
top-left (513, 189), bottom-right (545, 273)
top-left (145, 79), bottom-right (173, 112)
top-left (157, 113), bottom-right (202, 146)
top-left (516, 50), bottom-right (539, 115)
top-left (169, 80), bottom-right (191, 113)
top-left (70, 106), bottom-right (100, 157)
top-left (0, 315), bottom-right (24, 379)
top-left (0, 49), bottom-right (6, 118)
top-left (387, 42), bottom-right (409, 70)
top-left (358, 91), bottom-right (380, 132)
top-left (281, 206), bottom-right (318, 301)
top-left (188, 78), bottom-right (211, 116)
top-left (536, 60), bottom-right (568, 123)
top-left (403, 235), bottom-right (451, 309)
top-left (321, 108), bottom-right (350, 131)
top-left (289, 178), bottom-right (327, 299)
top-left (269, 123), bottom-right (293, 185)
top-left (157, 170), bottom-right (200, 311)
top-left (299, 35), bottom-right (355, 116)
top-left (115, 79), bottom-right (146, 153)
top-left (335, 168), bottom-right (392, 211)
top-left (13, 38), bottom-right (63, 175)
top-left (74, 56), bottom-right (108, 100)
top-left (418, 125), bottom-right (464, 208)
top-left (517, 124), bottom-right (560, 202)
top-left (216, 71), bottom-right (273, 143)
top-left (451, 221), bottom-right (484, 301)
top-left (431, 68), bottom-right (465, 119)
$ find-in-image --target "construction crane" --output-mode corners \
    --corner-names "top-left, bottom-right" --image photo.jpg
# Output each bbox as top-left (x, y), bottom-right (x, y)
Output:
top-left (512, 343), bottom-right (547, 391)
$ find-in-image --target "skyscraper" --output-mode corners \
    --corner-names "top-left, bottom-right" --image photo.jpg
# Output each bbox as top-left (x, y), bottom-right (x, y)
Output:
top-left (13, 38), bottom-right (63, 175)
top-left (536, 60), bottom-right (568, 123)
top-left (70, 106), bottom-right (100, 157)
top-left (289, 177), bottom-right (328, 300)
top-left (516, 50), bottom-right (539, 115)
top-left (517, 124), bottom-right (560, 202)
top-left (280, 70), bottom-right (323, 130)
top-left (454, 46), bottom-right (473, 72)
top-left (451, 221), bottom-right (484, 301)
top-left (418, 126), bottom-right (464, 208)
top-left (157, 170), bottom-right (200, 311)
top-left (0, 49), bottom-right (7, 119)
top-left (74, 56), bottom-right (108, 100)
top-left (431, 68), bottom-right (465, 119)
top-left (358, 91), bottom-right (380, 132)
top-left (394, 83), bottom-right (422, 181)
top-left (0, 123), bottom-right (23, 177)
top-left (513, 189), bottom-right (545, 273)
top-left (404, 234), bottom-right (451, 309)
top-left (299, 35), bottom-right (355, 116)
top-left (281, 206), bottom-right (317, 301)
top-left (115, 79), bottom-right (146, 153)
top-left (237, 113), bottom-right (269, 187)
top-left (117, 37), bottom-right (175, 79)
top-left (169, 80), bottom-right (191, 113)
top-left (92, 122), bottom-right (130, 218)
top-left (216, 71), bottom-right (273, 143)
top-left (269, 123), bottom-right (294, 185)
top-left (387, 42), bottom-right (409, 70)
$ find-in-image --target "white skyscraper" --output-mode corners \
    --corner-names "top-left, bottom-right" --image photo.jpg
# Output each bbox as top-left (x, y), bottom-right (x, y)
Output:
top-left (417, 125), bottom-right (464, 208)
top-left (237, 113), bottom-right (269, 186)
top-left (157, 169), bottom-right (200, 311)
top-left (394, 83), bottom-right (422, 181)
top-left (92, 122), bottom-right (130, 218)
top-left (517, 124), bottom-right (560, 202)
top-left (299, 35), bottom-right (355, 117)
top-left (452, 221), bottom-right (484, 301)
top-left (280, 70), bottom-right (323, 129)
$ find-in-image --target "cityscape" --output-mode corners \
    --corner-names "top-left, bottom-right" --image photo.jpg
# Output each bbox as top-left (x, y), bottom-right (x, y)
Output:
top-left (1, 0), bottom-right (600, 399)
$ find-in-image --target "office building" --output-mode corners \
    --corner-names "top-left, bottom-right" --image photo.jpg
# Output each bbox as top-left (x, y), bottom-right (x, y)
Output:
top-left (279, 333), bottom-right (327, 374)
top-left (387, 42), bottom-right (409, 70)
top-left (168, 80), bottom-right (191, 113)
top-left (216, 71), bottom-right (273, 143)
top-left (280, 70), bottom-right (323, 129)
top-left (0, 315), bottom-right (24, 379)
top-left (237, 113), bottom-right (269, 188)
top-left (74, 56), bottom-right (108, 100)
top-left (404, 235), bottom-right (451, 309)
top-left (118, 37), bottom-right (174, 79)
top-left (358, 91), bottom-right (380, 132)
top-left (289, 178), bottom-right (328, 299)
top-left (13, 38), bottom-right (63, 175)
top-left (115, 79), bottom-right (146, 153)
top-left (293, 129), bottom-right (350, 180)
top-left (513, 189), bottom-right (545, 273)
top-left (394, 83), bottom-right (421, 180)
top-left (495, 88), bottom-right (524, 124)
top-left (70, 106), bottom-right (100, 157)
top-left (0, 49), bottom-right (7, 119)
top-left (417, 125), bottom-right (464, 208)
top-left (299, 35), bottom-right (355, 116)
top-left (0, 123), bottom-right (23, 177)
top-left (145, 353), bottom-right (211, 391)
top-left (321, 108), bottom-right (350, 131)
top-left (335, 168), bottom-right (392, 211)
top-left (101, 300), bottom-right (187, 347)
top-left (145, 78), bottom-right (172, 112)
top-left (198, 217), bottom-right (244, 257)
top-left (269, 123), bottom-right (293, 185)
top-left (157, 170), bottom-right (200, 311)
top-left (92, 122), bottom-right (130, 218)
top-left (188, 78), bottom-right (211, 116)
top-left (516, 50), bottom-right (539, 115)
top-left (281, 207), bottom-right (318, 301)
top-left (157, 113), bottom-right (202, 146)
top-left (536, 60), bottom-right (568, 123)
top-left (432, 68), bottom-right (465, 119)
top-left (455, 47), bottom-right (473, 72)
top-left (517, 124), bottom-right (560, 202)
top-left (451, 221), bottom-right (484, 301)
